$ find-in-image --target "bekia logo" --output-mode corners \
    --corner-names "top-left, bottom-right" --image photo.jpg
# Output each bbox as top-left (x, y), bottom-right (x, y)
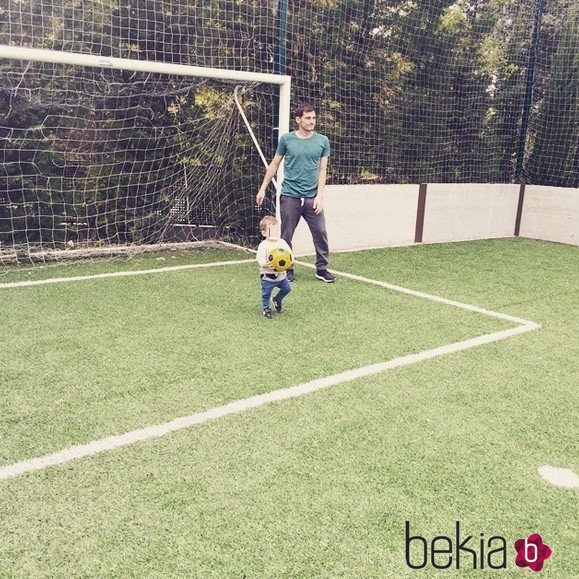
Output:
top-left (405, 522), bottom-right (552, 572)
top-left (514, 533), bottom-right (552, 572)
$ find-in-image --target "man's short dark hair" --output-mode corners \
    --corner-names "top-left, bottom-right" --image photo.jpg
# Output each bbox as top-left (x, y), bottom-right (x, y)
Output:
top-left (295, 104), bottom-right (316, 118)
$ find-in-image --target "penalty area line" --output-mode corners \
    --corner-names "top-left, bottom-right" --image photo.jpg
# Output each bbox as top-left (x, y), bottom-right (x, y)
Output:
top-left (0, 323), bottom-right (538, 481)
top-left (0, 258), bottom-right (254, 289)
top-left (295, 260), bottom-right (539, 327)
top-left (0, 256), bottom-right (541, 481)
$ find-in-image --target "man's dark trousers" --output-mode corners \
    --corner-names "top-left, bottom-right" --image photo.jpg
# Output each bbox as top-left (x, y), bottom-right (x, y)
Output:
top-left (280, 195), bottom-right (329, 271)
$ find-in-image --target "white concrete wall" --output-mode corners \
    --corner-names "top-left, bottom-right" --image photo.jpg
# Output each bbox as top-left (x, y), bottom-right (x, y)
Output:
top-left (291, 184), bottom-right (419, 256)
top-left (288, 183), bottom-right (578, 255)
top-left (519, 185), bottom-right (579, 246)
top-left (421, 183), bottom-right (520, 243)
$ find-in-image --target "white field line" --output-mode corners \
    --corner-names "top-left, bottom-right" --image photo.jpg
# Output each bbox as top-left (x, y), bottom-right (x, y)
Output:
top-left (0, 257), bottom-right (541, 481)
top-left (0, 325), bottom-right (538, 481)
top-left (0, 258), bottom-right (254, 289)
top-left (296, 262), bottom-right (538, 327)
top-left (538, 465), bottom-right (579, 489)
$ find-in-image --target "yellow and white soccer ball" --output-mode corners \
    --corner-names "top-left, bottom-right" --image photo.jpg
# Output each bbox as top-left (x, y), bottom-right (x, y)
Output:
top-left (267, 246), bottom-right (294, 272)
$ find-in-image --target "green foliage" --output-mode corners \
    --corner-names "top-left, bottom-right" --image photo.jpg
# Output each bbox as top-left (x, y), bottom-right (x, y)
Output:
top-left (526, 3), bottom-right (578, 186)
top-left (0, 0), bottom-right (576, 253)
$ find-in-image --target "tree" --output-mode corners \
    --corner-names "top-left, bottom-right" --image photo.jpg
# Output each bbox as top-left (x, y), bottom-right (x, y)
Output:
top-left (526, 3), bottom-right (578, 186)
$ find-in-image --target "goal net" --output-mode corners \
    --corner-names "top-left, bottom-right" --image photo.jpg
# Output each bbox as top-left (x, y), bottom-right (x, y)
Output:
top-left (0, 51), bottom-right (288, 264)
top-left (1, 0), bottom-right (577, 264)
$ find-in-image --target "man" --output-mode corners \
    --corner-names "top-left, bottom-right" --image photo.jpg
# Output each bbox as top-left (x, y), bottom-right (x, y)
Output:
top-left (256, 104), bottom-right (334, 283)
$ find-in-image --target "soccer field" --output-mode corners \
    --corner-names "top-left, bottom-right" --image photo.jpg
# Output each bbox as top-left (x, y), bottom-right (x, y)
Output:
top-left (0, 238), bottom-right (577, 576)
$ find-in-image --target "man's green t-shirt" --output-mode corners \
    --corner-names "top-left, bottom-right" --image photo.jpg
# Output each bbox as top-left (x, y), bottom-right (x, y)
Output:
top-left (275, 131), bottom-right (330, 198)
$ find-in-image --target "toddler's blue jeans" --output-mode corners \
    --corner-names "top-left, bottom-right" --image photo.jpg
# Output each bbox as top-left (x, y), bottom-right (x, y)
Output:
top-left (260, 276), bottom-right (292, 309)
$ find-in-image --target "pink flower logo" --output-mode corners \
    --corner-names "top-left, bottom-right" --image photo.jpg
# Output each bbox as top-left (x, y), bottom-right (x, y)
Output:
top-left (514, 534), bottom-right (552, 572)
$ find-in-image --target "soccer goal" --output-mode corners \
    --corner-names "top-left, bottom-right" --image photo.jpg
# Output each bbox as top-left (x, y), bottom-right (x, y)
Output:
top-left (0, 45), bottom-right (290, 264)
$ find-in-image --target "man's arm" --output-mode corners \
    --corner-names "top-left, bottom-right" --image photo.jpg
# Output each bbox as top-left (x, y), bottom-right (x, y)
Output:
top-left (256, 154), bottom-right (283, 206)
top-left (313, 156), bottom-right (329, 214)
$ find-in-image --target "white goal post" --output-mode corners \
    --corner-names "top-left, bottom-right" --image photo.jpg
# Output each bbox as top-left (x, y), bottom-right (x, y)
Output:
top-left (0, 43), bottom-right (290, 227)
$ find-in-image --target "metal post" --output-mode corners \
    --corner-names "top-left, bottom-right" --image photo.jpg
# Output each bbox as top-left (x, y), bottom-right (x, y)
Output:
top-left (0, 45), bottom-right (290, 86)
top-left (277, 0), bottom-right (288, 76)
top-left (514, 0), bottom-right (546, 183)
top-left (272, 0), bottom-right (289, 144)
top-left (274, 0), bottom-right (289, 221)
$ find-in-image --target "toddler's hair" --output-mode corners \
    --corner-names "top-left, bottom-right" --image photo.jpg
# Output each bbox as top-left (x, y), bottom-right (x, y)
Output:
top-left (259, 215), bottom-right (278, 231)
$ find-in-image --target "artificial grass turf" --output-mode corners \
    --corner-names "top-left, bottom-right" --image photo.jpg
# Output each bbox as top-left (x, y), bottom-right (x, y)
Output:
top-left (1, 250), bottom-right (510, 465)
top-left (0, 246), bottom-right (253, 284)
top-left (0, 239), bottom-right (576, 577)
top-left (0, 352), bottom-right (576, 577)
